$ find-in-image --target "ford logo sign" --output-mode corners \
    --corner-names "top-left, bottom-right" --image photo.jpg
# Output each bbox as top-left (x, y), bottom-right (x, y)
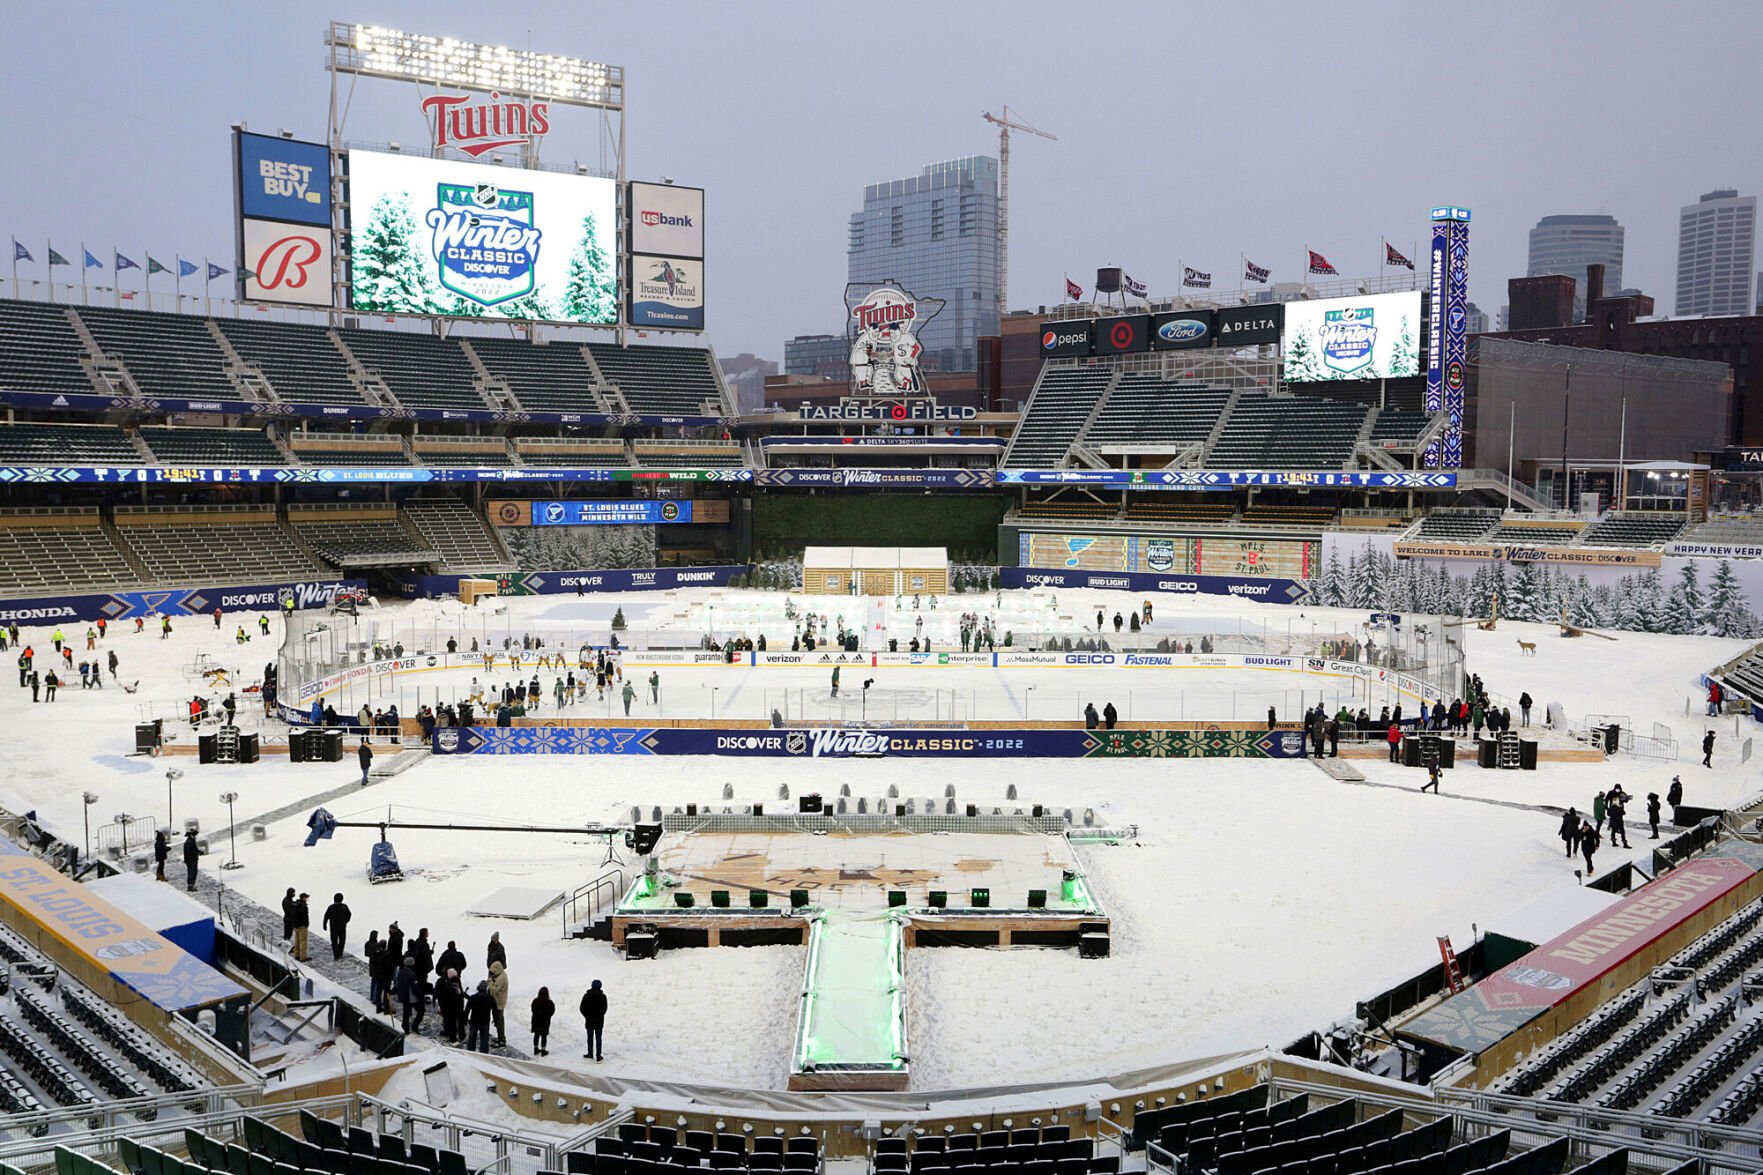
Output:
top-left (1158, 318), bottom-right (1208, 343)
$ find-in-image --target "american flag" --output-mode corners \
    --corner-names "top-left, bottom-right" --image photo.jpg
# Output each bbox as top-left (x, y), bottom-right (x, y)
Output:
top-left (1064, 275), bottom-right (1083, 301)
top-left (1244, 259), bottom-right (1270, 284)
top-left (1385, 243), bottom-right (1415, 270)
top-left (1182, 266), bottom-right (1212, 289)
top-left (1307, 249), bottom-right (1337, 275)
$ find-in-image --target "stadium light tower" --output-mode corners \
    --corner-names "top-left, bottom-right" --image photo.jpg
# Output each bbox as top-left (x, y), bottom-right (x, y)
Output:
top-left (982, 106), bottom-right (1056, 316)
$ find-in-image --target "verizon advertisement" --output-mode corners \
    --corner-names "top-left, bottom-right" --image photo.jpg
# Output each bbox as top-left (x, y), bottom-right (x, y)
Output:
top-left (628, 182), bottom-right (704, 258)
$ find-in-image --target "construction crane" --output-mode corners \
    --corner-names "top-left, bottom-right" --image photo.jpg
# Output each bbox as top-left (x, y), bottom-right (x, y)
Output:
top-left (983, 106), bottom-right (1056, 318)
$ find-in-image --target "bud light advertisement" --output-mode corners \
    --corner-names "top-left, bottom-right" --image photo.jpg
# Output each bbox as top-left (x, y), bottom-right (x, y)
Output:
top-left (346, 149), bottom-right (618, 325)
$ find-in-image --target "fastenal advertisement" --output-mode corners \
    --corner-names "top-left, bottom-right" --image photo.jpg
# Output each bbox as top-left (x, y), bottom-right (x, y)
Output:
top-left (346, 149), bottom-right (617, 324)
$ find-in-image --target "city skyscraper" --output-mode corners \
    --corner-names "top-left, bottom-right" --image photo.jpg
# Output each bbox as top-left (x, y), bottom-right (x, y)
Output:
top-left (1526, 213), bottom-right (1624, 320)
top-left (1676, 189), bottom-right (1757, 317)
top-left (847, 156), bottom-right (1000, 374)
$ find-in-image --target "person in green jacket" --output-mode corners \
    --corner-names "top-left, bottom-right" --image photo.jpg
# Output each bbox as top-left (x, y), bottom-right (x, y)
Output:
top-left (1592, 790), bottom-right (1607, 833)
top-left (621, 680), bottom-right (635, 716)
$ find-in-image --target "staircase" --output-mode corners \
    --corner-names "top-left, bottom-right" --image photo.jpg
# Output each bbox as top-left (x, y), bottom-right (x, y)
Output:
top-left (575, 346), bottom-right (628, 415)
top-left (457, 340), bottom-right (524, 413)
top-left (328, 329), bottom-right (401, 409)
top-left (206, 321), bottom-right (279, 405)
top-left (1197, 387), bottom-right (1245, 465)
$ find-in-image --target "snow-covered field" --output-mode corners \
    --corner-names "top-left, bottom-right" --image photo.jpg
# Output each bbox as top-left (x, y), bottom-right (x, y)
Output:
top-left (0, 588), bottom-right (1756, 1093)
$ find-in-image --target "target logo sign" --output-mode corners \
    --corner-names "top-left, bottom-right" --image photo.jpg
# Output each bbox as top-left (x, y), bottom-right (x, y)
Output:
top-left (1096, 315), bottom-right (1150, 354)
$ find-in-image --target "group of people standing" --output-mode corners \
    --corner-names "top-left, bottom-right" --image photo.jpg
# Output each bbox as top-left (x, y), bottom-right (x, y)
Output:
top-left (1558, 778), bottom-right (1681, 874)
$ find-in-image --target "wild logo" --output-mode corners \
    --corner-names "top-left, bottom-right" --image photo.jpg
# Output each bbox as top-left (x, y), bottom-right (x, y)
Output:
top-left (425, 181), bottom-right (541, 306)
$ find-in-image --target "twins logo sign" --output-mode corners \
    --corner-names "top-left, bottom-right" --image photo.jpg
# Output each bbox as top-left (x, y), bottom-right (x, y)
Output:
top-left (427, 182), bottom-right (541, 306)
top-left (1320, 304), bottom-right (1378, 375)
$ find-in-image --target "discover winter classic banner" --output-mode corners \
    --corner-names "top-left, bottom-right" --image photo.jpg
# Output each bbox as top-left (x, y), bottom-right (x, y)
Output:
top-left (346, 149), bottom-right (618, 324)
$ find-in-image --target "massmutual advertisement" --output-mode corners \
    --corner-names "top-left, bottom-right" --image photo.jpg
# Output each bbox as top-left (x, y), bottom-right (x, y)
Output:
top-left (1281, 291), bottom-right (1421, 382)
top-left (346, 149), bottom-right (617, 324)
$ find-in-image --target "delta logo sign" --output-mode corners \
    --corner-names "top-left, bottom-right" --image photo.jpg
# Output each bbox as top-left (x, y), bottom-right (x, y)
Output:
top-left (427, 182), bottom-right (541, 306)
top-left (421, 93), bottom-right (551, 157)
top-left (1320, 304), bottom-right (1378, 375)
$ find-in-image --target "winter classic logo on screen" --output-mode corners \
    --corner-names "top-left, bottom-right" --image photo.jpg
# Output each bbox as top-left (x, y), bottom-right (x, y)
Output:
top-left (427, 182), bottom-right (541, 307)
top-left (1144, 539), bottom-right (1175, 572)
top-left (1319, 305), bottom-right (1377, 375)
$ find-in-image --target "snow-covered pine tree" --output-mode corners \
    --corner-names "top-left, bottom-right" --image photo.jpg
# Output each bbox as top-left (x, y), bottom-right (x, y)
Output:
top-left (352, 194), bottom-right (443, 314)
top-left (1505, 562), bottom-right (1543, 622)
top-left (1662, 561), bottom-right (1705, 635)
top-left (562, 212), bottom-right (617, 324)
top-left (1636, 568), bottom-right (1669, 632)
top-left (1703, 559), bottom-right (1760, 638)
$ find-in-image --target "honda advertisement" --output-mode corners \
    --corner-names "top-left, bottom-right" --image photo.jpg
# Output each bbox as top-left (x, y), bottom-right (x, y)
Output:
top-left (346, 149), bottom-right (618, 324)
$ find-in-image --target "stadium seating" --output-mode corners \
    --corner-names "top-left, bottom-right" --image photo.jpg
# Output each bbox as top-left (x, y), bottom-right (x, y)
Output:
top-left (0, 422), bottom-right (141, 465)
top-left (1084, 378), bottom-right (1230, 448)
top-left (1239, 505), bottom-right (1337, 529)
top-left (1498, 898), bottom-right (1763, 1129)
top-left (514, 438), bottom-right (631, 467)
top-left (1016, 499), bottom-right (1120, 522)
top-left (1490, 522), bottom-right (1584, 546)
top-left (337, 328), bottom-right (486, 412)
top-left (292, 506), bottom-right (437, 567)
top-left (468, 337), bottom-right (610, 414)
top-left (77, 305), bottom-right (237, 402)
top-left (573, 1123), bottom-right (822, 1175)
top-left (114, 505), bottom-right (326, 584)
top-left (1409, 510), bottom-right (1500, 542)
top-left (217, 318), bottom-right (367, 406)
top-left (1122, 501), bottom-right (1239, 526)
top-left (137, 426), bottom-right (286, 466)
top-left (1367, 409), bottom-right (1435, 447)
top-left (0, 509), bottom-right (135, 593)
top-left (412, 437), bottom-right (516, 467)
top-left (402, 498), bottom-right (513, 571)
top-left (1205, 394), bottom-right (1368, 469)
top-left (632, 442), bottom-right (745, 468)
top-left (894, 1122), bottom-right (1109, 1175)
top-left (586, 343), bottom-right (728, 415)
top-left (1004, 368), bottom-right (1114, 467)
top-left (1576, 514), bottom-right (1686, 548)
top-left (288, 435), bottom-right (413, 466)
top-left (0, 299), bottom-right (95, 396)
top-left (1673, 514), bottom-right (1763, 547)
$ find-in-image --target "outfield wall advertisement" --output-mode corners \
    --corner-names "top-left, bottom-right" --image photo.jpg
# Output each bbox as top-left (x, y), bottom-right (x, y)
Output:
top-left (0, 578), bottom-right (365, 625)
top-left (1020, 532), bottom-right (1317, 578)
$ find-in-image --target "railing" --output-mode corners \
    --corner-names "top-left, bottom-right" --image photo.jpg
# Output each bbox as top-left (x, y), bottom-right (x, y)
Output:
top-left (0, 1085), bottom-right (291, 1168)
top-left (561, 866), bottom-right (627, 937)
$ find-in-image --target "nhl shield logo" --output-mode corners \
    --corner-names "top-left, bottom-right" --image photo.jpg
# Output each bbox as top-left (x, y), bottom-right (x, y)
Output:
top-left (785, 731), bottom-right (808, 756)
top-left (1319, 304), bottom-right (1378, 375)
top-left (426, 182), bottom-right (541, 307)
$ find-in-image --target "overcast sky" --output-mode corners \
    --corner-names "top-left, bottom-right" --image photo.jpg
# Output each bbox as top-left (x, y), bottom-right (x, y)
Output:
top-left (8, 1), bottom-right (1759, 361)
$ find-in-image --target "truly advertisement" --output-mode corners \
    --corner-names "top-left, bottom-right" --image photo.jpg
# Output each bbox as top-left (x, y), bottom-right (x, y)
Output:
top-left (628, 182), bottom-right (705, 258)
top-left (1282, 291), bottom-right (1422, 382)
top-left (529, 499), bottom-right (694, 526)
top-left (346, 149), bottom-right (617, 324)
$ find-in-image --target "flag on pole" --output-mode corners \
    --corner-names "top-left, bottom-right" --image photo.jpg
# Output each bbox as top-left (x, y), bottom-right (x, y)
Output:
top-left (48, 246), bottom-right (69, 267)
top-left (84, 249), bottom-right (103, 270)
top-left (147, 256), bottom-right (169, 276)
top-left (1064, 275), bottom-right (1083, 301)
top-left (1122, 273), bottom-right (1148, 299)
top-left (1384, 242), bottom-right (1414, 270)
top-left (1244, 259), bottom-right (1270, 284)
top-left (1182, 266), bottom-right (1212, 289)
top-left (1307, 249), bottom-right (1337, 275)
top-left (12, 241), bottom-right (31, 263)
top-left (206, 262), bottom-right (230, 281)
top-left (114, 251), bottom-right (139, 272)
top-left (177, 259), bottom-right (198, 278)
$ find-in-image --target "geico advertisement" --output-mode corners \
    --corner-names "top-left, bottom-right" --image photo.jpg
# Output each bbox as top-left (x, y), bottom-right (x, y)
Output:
top-left (347, 149), bottom-right (617, 324)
